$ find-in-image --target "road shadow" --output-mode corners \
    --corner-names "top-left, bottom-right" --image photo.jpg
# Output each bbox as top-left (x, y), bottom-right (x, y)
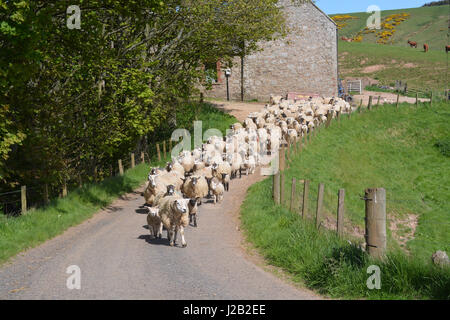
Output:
top-left (138, 234), bottom-right (182, 247)
top-left (135, 208), bottom-right (149, 214)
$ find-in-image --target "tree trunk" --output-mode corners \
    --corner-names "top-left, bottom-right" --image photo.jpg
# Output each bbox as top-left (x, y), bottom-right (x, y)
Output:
top-left (240, 55), bottom-right (244, 102)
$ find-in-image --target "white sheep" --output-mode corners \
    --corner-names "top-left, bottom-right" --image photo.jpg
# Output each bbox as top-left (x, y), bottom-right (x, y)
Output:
top-left (147, 207), bottom-right (163, 239)
top-left (209, 178), bottom-right (225, 204)
top-left (181, 175), bottom-right (209, 205)
top-left (159, 196), bottom-right (190, 247)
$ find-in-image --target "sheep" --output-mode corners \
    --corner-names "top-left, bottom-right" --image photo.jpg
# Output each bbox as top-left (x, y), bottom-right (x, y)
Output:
top-left (227, 153), bottom-right (243, 179)
top-left (255, 117), bottom-right (266, 129)
top-left (241, 155), bottom-right (256, 176)
top-left (159, 196), bottom-right (190, 247)
top-left (143, 174), bottom-right (167, 206)
top-left (244, 118), bottom-right (257, 130)
top-left (166, 160), bottom-right (185, 176)
top-left (221, 173), bottom-right (230, 191)
top-left (181, 175), bottom-right (209, 205)
top-left (146, 207), bottom-right (163, 239)
top-left (180, 152), bottom-right (195, 174)
top-left (285, 129), bottom-right (298, 145)
top-left (270, 94), bottom-right (283, 105)
top-left (211, 161), bottom-right (231, 180)
top-left (193, 160), bottom-right (206, 172)
top-left (209, 178), bottom-right (225, 204)
top-left (188, 199), bottom-right (199, 227)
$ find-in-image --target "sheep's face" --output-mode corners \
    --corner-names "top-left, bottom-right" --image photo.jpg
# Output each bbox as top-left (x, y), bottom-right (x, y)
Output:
top-left (191, 177), bottom-right (198, 186)
top-left (175, 199), bottom-right (188, 214)
top-left (148, 207), bottom-right (160, 218)
top-left (166, 185), bottom-right (175, 196)
top-left (148, 175), bottom-right (157, 188)
top-left (166, 162), bottom-right (173, 172)
top-left (150, 168), bottom-right (158, 175)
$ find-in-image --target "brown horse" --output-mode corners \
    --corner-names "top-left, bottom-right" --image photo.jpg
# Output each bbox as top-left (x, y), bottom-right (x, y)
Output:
top-left (424, 44), bottom-right (429, 52)
top-left (407, 40), bottom-right (417, 48)
top-left (446, 45), bottom-right (450, 53)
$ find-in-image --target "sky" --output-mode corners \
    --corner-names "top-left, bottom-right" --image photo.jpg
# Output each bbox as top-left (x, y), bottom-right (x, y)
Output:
top-left (315, 0), bottom-right (431, 14)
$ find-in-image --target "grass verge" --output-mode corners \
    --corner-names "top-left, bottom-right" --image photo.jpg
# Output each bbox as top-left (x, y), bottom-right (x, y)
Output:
top-left (241, 101), bottom-right (450, 299)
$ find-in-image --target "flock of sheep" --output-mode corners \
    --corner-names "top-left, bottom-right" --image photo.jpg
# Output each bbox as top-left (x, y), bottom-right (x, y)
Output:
top-left (142, 94), bottom-right (353, 248)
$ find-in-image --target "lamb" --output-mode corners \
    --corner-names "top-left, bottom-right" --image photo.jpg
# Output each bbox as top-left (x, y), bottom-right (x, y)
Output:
top-left (146, 207), bottom-right (163, 239)
top-left (227, 153), bottom-right (243, 179)
top-left (188, 199), bottom-right (199, 227)
top-left (209, 178), bottom-right (225, 204)
top-left (221, 173), bottom-right (230, 191)
top-left (241, 155), bottom-right (256, 176)
top-left (181, 175), bottom-right (209, 205)
top-left (159, 196), bottom-right (190, 247)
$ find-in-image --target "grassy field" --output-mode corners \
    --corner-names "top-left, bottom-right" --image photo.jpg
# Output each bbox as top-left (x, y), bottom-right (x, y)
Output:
top-left (339, 40), bottom-right (448, 93)
top-left (0, 102), bottom-right (237, 265)
top-left (240, 101), bottom-right (450, 299)
top-left (333, 6), bottom-right (448, 51)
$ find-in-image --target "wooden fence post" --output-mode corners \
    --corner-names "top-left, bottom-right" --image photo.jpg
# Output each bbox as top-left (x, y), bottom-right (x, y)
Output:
top-left (280, 172), bottom-right (285, 206)
top-left (44, 184), bottom-right (49, 205)
top-left (377, 96), bottom-right (381, 106)
top-left (430, 91), bottom-right (433, 108)
top-left (62, 182), bottom-right (68, 198)
top-left (131, 153), bottom-right (135, 168)
top-left (141, 152), bottom-right (145, 164)
top-left (302, 180), bottom-right (310, 219)
top-left (273, 172), bottom-right (280, 205)
top-left (364, 188), bottom-right (387, 259)
top-left (316, 183), bottom-right (324, 229)
top-left (21, 186), bottom-right (27, 214)
top-left (156, 143), bottom-right (161, 162)
top-left (326, 111), bottom-right (333, 128)
top-left (368, 96), bottom-right (373, 110)
top-left (118, 159), bottom-right (124, 176)
top-left (169, 139), bottom-right (173, 154)
top-left (337, 189), bottom-right (345, 237)
top-left (290, 178), bottom-right (296, 212)
top-left (163, 141), bottom-right (167, 159)
top-left (396, 94), bottom-right (400, 108)
top-left (280, 145), bottom-right (286, 171)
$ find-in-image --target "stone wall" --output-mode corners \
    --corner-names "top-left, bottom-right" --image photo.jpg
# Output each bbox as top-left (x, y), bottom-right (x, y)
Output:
top-left (206, 1), bottom-right (338, 102)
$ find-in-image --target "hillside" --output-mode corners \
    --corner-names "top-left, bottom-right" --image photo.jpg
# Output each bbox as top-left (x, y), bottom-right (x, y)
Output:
top-left (241, 101), bottom-right (450, 299)
top-left (338, 41), bottom-right (448, 92)
top-left (332, 5), bottom-right (449, 51)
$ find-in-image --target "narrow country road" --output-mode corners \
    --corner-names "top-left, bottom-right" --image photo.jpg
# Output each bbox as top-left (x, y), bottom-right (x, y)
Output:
top-left (0, 100), bottom-right (320, 300)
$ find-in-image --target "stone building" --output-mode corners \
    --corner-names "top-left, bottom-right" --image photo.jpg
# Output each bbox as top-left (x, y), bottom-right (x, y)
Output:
top-left (205, 1), bottom-right (338, 101)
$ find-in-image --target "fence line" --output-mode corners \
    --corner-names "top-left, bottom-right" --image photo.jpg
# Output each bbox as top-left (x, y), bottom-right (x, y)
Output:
top-left (268, 99), bottom-right (423, 258)
top-left (1, 138), bottom-right (176, 217)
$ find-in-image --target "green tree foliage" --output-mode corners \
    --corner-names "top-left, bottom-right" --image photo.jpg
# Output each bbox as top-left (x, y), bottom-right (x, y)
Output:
top-left (0, 0), bottom-right (309, 197)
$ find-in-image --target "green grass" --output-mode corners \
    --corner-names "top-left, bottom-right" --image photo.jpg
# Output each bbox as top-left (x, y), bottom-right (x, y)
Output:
top-left (339, 41), bottom-right (448, 93)
top-left (333, 6), bottom-right (448, 51)
top-left (0, 102), bottom-right (237, 265)
top-left (240, 101), bottom-right (450, 299)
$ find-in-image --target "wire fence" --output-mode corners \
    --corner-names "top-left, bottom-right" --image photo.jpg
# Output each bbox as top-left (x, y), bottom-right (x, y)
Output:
top-left (0, 138), bottom-right (177, 217)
